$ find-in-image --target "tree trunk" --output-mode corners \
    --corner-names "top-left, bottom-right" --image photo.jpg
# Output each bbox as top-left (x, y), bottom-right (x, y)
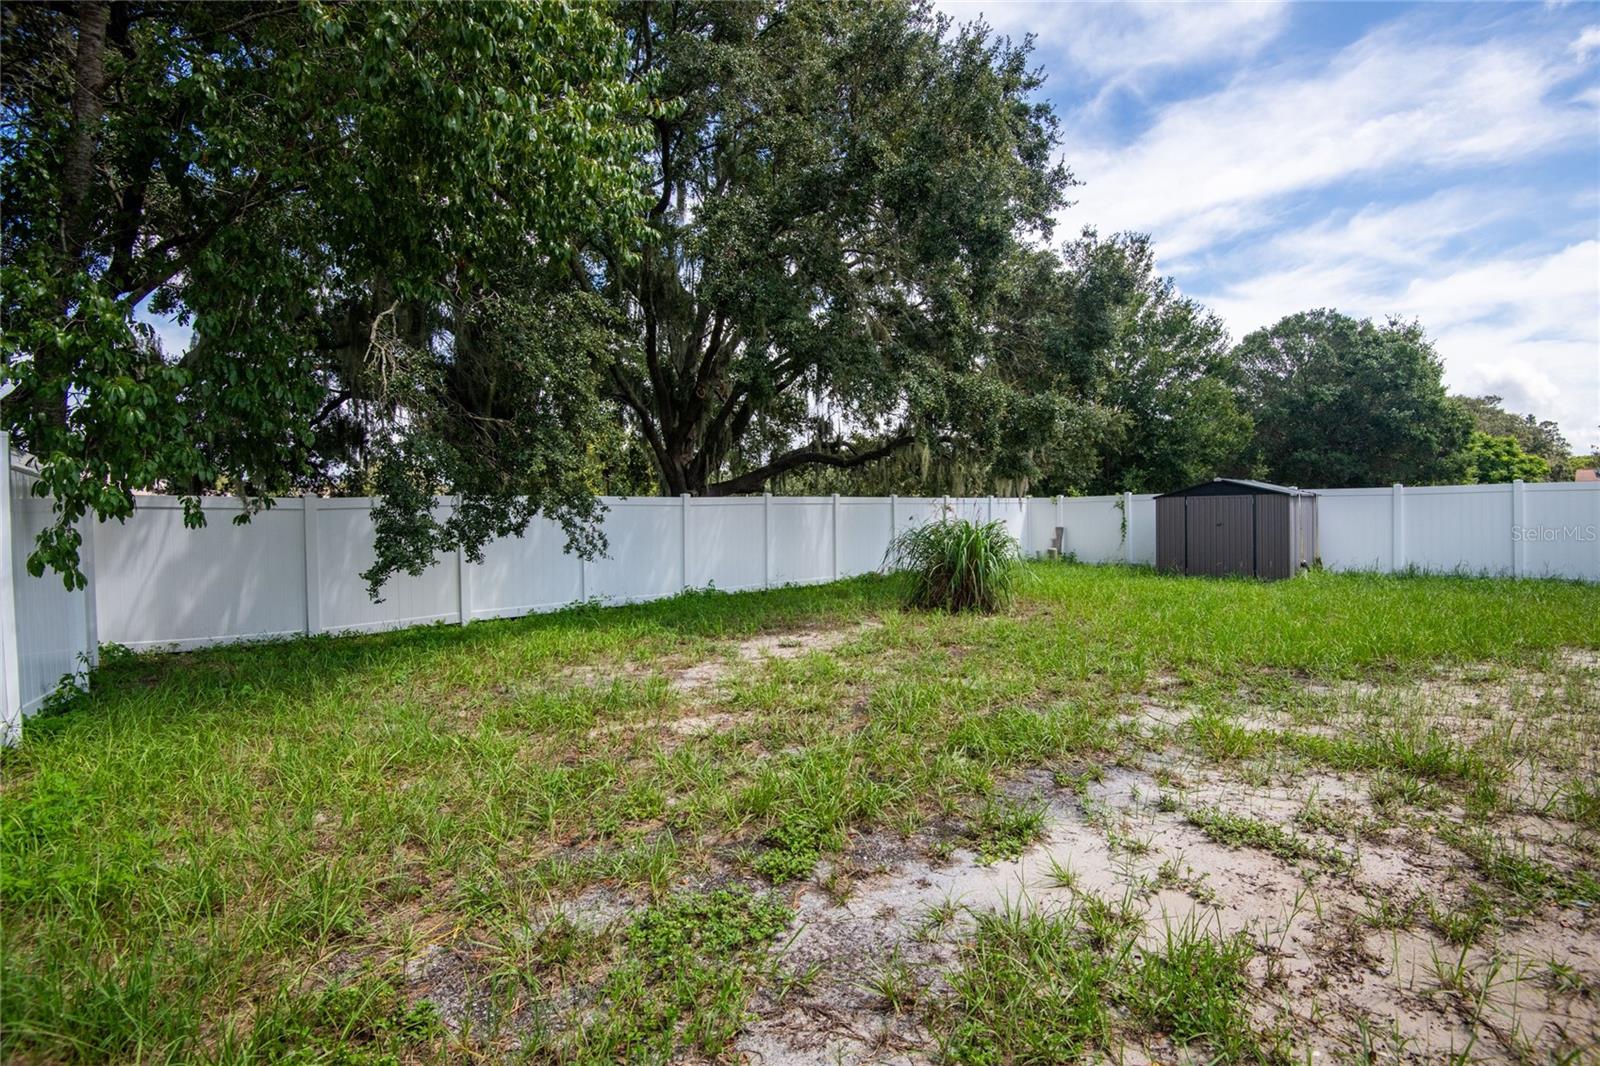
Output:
top-left (61, 2), bottom-right (109, 265)
top-left (43, 1), bottom-right (110, 432)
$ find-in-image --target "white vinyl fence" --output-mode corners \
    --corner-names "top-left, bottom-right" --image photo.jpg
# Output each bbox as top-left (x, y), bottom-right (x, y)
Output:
top-left (3, 468), bottom-right (1595, 740)
top-left (91, 493), bottom-right (1027, 651)
top-left (1028, 482), bottom-right (1599, 581)
top-left (2, 457), bottom-right (95, 744)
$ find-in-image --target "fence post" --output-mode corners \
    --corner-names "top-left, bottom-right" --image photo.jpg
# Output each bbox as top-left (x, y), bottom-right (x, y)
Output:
top-left (763, 492), bottom-right (773, 588)
top-left (1123, 491), bottom-right (1135, 564)
top-left (454, 497), bottom-right (471, 626)
top-left (942, 494), bottom-right (950, 520)
top-left (986, 494), bottom-right (994, 523)
top-left (1511, 479), bottom-right (1526, 578)
top-left (0, 440), bottom-right (22, 744)
top-left (303, 494), bottom-right (321, 635)
top-left (681, 493), bottom-right (692, 591)
top-left (77, 509), bottom-right (99, 669)
top-left (1390, 483), bottom-right (1405, 573)
top-left (1056, 495), bottom-right (1064, 556)
top-left (889, 493), bottom-right (897, 541)
top-left (831, 493), bottom-right (841, 580)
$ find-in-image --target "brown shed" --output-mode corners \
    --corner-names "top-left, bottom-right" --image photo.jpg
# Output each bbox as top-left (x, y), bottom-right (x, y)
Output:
top-left (1155, 479), bottom-right (1317, 580)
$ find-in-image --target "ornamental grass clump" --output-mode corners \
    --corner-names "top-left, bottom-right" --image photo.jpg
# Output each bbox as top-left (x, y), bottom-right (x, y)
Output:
top-left (886, 517), bottom-right (1024, 613)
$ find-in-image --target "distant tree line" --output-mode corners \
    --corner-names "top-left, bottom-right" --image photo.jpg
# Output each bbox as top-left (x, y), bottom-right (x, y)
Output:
top-left (3, 1), bottom-right (1588, 592)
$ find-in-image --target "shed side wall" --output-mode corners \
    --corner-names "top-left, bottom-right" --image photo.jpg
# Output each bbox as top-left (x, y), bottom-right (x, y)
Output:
top-left (1254, 495), bottom-right (1293, 579)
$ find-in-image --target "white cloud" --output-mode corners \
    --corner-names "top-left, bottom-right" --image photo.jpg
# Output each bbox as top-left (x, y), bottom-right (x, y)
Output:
top-left (936, 1), bottom-right (1287, 81)
top-left (1571, 24), bottom-right (1600, 58)
top-left (1040, 14), bottom-right (1600, 450)
top-left (1200, 205), bottom-right (1600, 451)
top-left (1068, 23), bottom-right (1592, 254)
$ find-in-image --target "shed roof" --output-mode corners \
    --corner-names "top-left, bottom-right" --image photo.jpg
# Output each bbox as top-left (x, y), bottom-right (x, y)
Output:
top-left (1156, 477), bottom-right (1315, 499)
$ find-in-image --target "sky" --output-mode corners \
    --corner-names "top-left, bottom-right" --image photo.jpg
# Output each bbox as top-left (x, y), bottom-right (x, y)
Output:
top-left (939, 0), bottom-right (1600, 454)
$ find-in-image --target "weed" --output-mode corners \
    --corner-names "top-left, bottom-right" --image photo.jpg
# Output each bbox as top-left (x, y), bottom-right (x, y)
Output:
top-left (1043, 854), bottom-right (1079, 890)
top-left (1427, 889), bottom-right (1499, 946)
top-left (1126, 923), bottom-right (1278, 1063)
top-left (969, 797), bottom-right (1047, 865)
top-left (1185, 806), bottom-right (1350, 869)
top-left (556, 887), bottom-right (792, 1060)
top-left (864, 950), bottom-right (920, 1014)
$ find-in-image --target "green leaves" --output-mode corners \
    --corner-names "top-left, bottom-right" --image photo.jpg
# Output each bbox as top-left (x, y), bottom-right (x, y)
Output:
top-left (1463, 432), bottom-right (1550, 484)
top-left (1234, 310), bottom-right (1474, 487)
top-left (3, 1), bottom-right (650, 586)
top-left (603, 1), bottom-right (1072, 495)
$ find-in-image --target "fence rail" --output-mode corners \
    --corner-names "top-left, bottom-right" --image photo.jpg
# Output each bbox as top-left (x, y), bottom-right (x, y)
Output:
top-left (4, 469), bottom-right (1595, 740)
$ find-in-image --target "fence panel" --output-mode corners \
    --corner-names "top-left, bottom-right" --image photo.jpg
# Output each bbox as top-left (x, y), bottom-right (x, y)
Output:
top-left (837, 498), bottom-right (893, 577)
top-left (588, 498), bottom-right (683, 604)
top-left (1058, 497), bottom-right (1125, 563)
top-left (687, 497), bottom-right (766, 592)
top-left (770, 497), bottom-right (835, 586)
top-left (1314, 489), bottom-right (1395, 572)
top-left (1128, 496), bottom-right (1158, 564)
top-left (1404, 485), bottom-right (1513, 576)
top-left (316, 499), bottom-right (459, 635)
top-left (1522, 484), bottom-right (1600, 580)
top-left (468, 515), bottom-right (583, 621)
top-left (4, 462), bottom-right (92, 738)
top-left (92, 496), bottom-right (307, 650)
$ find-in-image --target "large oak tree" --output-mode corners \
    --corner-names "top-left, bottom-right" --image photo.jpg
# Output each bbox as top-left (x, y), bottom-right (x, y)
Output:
top-left (593, 0), bottom-right (1072, 496)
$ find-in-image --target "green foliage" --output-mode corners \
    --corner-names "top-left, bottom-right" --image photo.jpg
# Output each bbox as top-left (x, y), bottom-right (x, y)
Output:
top-left (626, 888), bottom-right (793, 971)
top-left (1183, 806), bottom-right (1349, 868)
top-left (941, 906), bottom-right (1118, 1062)
top-left (968, 797), bottom-right (1048, 865)
top-left (1021, 231), bottom-right (1252, 496)
top-left (1462, 431), bottom-right (1550, 484)
top-left (886, 517), bottom-right (1024, 613)
top-left (1234, 309), bottom-right (1473, 488)
top-left (601, 1), bottom-right (1072, 496)
top-left (1455, 394), bottom-right (1570, 477)
top-left (562, 888), bottom-right (792, 1059)
top-left (751, 818), bottom-right (837, 884)
top-left (1, 1), bottom-right (650, 586)
top-left (1125, 926), bottom-right (1267, 1061)
top-left (939, 904), bottom-right (1279, 1064)
top-left (245, 974), bottom-right (444, 1063)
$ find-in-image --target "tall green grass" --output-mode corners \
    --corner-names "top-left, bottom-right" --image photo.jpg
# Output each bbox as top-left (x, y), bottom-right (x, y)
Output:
top-left (886, 517), bottom-right (1024, 613)
top-left (0, 563), bottom-right (1595, 1061)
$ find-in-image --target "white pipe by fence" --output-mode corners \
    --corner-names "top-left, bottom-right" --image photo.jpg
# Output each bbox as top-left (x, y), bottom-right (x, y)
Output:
top-left (2, 467), bottom-right (1595, 741)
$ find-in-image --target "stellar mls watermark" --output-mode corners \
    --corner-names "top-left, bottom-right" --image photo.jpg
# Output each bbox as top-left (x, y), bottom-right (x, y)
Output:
top-left (1512, 524), bottom-right (1598, 543)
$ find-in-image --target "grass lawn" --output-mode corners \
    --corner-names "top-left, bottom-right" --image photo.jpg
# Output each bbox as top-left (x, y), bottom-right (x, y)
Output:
top-left (3, 563), bottom-right (1598, 1063)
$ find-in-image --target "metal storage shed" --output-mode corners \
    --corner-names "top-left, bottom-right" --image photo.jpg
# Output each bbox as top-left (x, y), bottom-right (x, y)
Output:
top-left (1155, 479), bottom-right (1317, 580)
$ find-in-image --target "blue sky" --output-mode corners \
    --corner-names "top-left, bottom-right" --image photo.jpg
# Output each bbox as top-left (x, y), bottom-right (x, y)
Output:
top-left (941, 0), bottom-right (1600, 453)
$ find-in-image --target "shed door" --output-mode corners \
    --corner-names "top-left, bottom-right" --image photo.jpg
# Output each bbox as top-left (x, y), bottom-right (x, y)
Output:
top-left (1184, 495), bottom-right (1255, 577)
top-left (1155, 497), bottom-right (1186, 572)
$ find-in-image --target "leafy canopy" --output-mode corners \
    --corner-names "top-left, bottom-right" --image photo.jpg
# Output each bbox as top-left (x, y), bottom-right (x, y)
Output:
top-left (1463, 432), bottom-right (1549, 484)
top-left (593, 0), bottom-right (1072, 497)
top-left (1233, 309), bottom-right (1472, 488)
top-left (1, 0), bottom-right (650, 587)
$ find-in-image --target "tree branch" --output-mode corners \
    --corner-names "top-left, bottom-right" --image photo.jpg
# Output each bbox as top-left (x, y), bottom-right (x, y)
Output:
top-left (708, 432), bottom-right (916, 496)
